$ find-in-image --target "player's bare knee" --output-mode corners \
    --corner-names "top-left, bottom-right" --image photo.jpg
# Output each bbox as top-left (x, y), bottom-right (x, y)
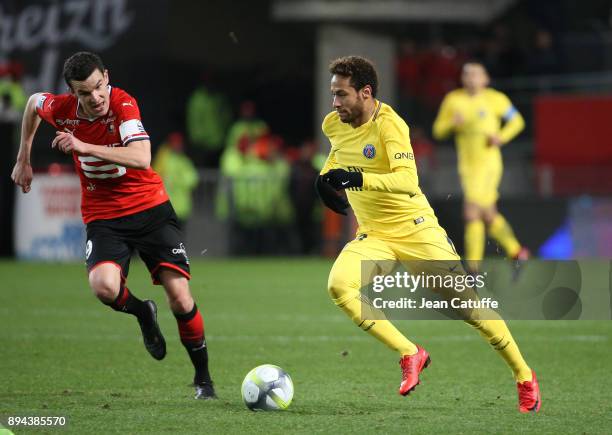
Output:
top-left (89, 271), bottom-right (120, 302)
top-left (463, 203), bottom-right (482, 222)
top-left (163, 277), bottom-right (193, 313)
top-left (464, 211), bottom-right (480, 222)
top-left (482, 211), bottom-right (497, 226)
top-left (166, 291), bottom-right (194, 313)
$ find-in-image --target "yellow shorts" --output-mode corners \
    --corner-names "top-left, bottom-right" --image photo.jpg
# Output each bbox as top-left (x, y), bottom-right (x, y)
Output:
top-left (329, 226), bottom-right (461, 289)
top-left (346, 226), bottom-right (460, 261)
top-left (328, 227), bottom-right (482, 320)
top-left (460, 165), bottom-right (502, 208)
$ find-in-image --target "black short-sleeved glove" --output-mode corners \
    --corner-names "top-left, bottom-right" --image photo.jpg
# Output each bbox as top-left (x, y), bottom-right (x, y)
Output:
top-left (322, 169), bottom-right (363, 191)
top-left (315, 175), bottom-right (350, 215)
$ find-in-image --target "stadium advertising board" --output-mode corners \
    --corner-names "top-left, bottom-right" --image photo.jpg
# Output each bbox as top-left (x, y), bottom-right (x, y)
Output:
top-left (14, 172), bottom-right (84, 260)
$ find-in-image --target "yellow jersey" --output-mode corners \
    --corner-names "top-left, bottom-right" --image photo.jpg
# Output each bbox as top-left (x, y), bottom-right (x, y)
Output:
top-left (432, 88), bottom-right (524, 171)
top-left (321, 101), bottom-right (439, 239)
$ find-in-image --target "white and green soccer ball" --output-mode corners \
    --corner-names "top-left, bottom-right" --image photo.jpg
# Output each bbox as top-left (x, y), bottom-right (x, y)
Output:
top-left (241, 364), bottom-right (294, 411)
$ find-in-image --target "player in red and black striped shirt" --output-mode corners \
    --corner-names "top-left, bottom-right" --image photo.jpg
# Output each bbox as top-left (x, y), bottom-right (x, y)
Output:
top-left (11, 52), bottom-right (216, 400)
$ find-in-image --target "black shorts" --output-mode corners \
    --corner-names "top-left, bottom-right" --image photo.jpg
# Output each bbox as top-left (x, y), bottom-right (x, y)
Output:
top-left (85, 201), bottom-right (190, 285)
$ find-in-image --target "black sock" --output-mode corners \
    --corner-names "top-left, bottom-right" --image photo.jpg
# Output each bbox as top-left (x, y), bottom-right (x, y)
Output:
top-left (174, 306), bottom-right (212, 384)
top-left (185, 341), bottom-right (211, 385)
top-left (107, 285), bottom-right (148, 320)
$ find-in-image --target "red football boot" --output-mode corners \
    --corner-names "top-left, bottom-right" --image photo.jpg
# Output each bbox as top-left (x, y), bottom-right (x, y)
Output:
top-left (398, 346), bottom-right (431, 396)
top-left (511, 247), bottom-right (531, 281)
top-left (517, 370), bottom-right (541, 413)
top-left (513, 246), bottom-right (531, 261)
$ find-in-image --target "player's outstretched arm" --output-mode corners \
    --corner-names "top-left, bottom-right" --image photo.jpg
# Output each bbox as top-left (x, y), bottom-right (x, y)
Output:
top-left (52, 134), bottom-right (152, 170)
top-left (11, 94), bottom-right (43, 193)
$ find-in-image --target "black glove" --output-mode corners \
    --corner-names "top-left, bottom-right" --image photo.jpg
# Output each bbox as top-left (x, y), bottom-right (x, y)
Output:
top-left (315, 175), bottom-right (349, 215)
top-left (322, 169), bottom-right (363, 190)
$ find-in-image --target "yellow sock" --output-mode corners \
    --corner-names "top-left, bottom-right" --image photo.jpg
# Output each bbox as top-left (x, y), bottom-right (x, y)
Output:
top-left (466, 316), bottom-right (532, 382)
top-left (465, 220), bottom-right (485, 270)
top-left (334, 293), bottom-right (418, 356)
top-left (488, 214), bottom-right (521, 258)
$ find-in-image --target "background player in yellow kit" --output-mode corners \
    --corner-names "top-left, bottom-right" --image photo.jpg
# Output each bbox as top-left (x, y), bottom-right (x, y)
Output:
top-left (433, 62), bottom-right (529, 268)
top-left (316, 56), bottom-right (540, 413)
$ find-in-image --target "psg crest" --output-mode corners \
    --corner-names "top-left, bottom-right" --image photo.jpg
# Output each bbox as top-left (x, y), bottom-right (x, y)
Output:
top-left (363, 144), bottom-right (376, 159)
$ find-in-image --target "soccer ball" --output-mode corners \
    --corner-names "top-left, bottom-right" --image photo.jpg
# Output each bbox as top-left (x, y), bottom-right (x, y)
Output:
top-left (241, 364), bottom-right (294, 411)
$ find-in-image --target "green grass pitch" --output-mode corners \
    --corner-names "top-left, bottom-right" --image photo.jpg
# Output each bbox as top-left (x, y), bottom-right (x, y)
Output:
top-left (1, 258), bottom-right (611, 434)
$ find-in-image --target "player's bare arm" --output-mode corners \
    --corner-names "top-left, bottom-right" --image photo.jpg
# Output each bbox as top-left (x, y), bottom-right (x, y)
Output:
top-left (11, 93), bottom-right (44, 193)
top-left (52, 132), bottom-right (151, 170)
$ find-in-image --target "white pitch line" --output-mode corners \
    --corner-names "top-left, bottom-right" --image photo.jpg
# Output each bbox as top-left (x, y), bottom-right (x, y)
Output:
top-left (0, 308), bottom-right (347, 323)
top-left (1, 333), bottom-right (608, 343)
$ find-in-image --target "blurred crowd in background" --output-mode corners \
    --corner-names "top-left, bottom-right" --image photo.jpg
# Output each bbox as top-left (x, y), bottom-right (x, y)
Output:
top-left (3, 0), bottom-right (612, 258)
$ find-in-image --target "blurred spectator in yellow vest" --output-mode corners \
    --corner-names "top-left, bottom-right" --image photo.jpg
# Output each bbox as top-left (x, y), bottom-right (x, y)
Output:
top-left (0, 61), bottom-right (27, 122)
top-left (225, 100), bottom-right (269, 151)
top-left (186, 72), bottom-right (233, 167)
top-left (153, 132), bottom-right (199, 229)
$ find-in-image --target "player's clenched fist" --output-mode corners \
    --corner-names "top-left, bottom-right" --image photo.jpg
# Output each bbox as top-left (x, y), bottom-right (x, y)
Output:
top-left (11, 161), bottom-right (33, 193)
top-left (52, 131), bottom-right (89, 154)
top-left (322, 168), bottom-right (363, 190)
top-left (315, 175), bottom-right (350, 215)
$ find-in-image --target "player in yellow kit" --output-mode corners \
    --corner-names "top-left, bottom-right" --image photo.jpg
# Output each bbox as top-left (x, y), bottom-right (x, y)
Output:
top-left (316, 56), bottom-right (540, 412)
top-left (433, 62), bottom-right (529, 268)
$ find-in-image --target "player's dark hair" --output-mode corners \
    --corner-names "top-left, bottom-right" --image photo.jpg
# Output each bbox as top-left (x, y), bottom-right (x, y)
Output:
top-left (63, 52), bottom-right (105, 87)
top-left (329, 56), bottom-right (378, 97)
